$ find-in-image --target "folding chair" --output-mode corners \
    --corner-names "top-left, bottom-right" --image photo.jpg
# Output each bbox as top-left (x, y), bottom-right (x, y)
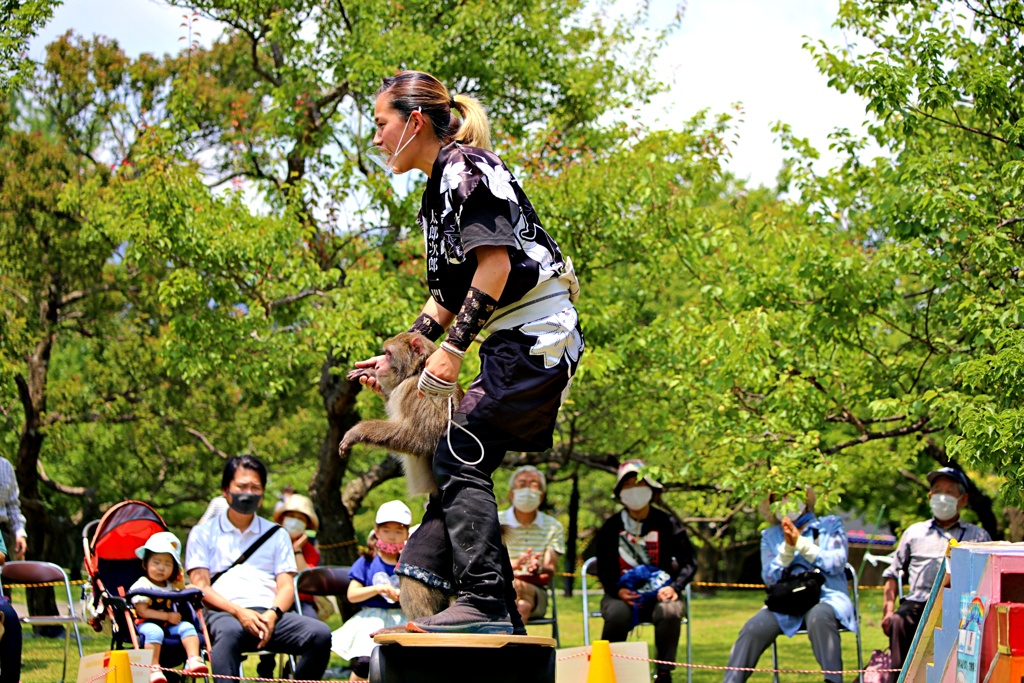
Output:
top-left (522, 575), bottom-right (560, 647)
top-left (770, 562), bottom-right (863, 683)
top-left (580, 556), bottom-right (692, 683)
top-left (292, 565), bottom-right (352, 615)
top-left (1, 561), bottom-right (84, 683)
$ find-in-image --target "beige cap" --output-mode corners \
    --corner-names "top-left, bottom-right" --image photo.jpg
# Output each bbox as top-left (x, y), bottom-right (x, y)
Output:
top-left (273, 494), bottom-right (319, 531)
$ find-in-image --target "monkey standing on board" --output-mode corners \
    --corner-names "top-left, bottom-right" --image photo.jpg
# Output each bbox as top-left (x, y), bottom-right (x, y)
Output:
top-left (340, 331), bottom-right (464, 497)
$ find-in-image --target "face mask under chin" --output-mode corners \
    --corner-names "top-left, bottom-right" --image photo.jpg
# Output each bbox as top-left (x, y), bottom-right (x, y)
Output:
top-left (367, 106), bottom-right (420, 174)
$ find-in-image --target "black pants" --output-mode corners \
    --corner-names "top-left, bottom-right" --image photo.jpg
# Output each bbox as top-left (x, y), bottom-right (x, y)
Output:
top-left (430, 414), bottom-right (516, 615)
top-left (887, 600), bottom-right (925, 683)
top-left (0, 598), bottom-right (22, 683)
top-left (205, 608), bottom-right (331, 683)
top-left (601, 596), bottom-right (684, 675)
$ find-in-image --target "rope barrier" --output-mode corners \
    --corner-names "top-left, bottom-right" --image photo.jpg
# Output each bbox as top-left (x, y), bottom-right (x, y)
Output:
top-left (131, 661), bottom-right (322, 683)
top-left (126, 650), bottom-right (900, 678)
top-left (123, 650), bottom-right (903, 679)
top-left (554, 572), bottom-right (888, 590)
top-left (83, 667), bottom-right (115, 683)
top-left (315, 539), bottom-right (358, 551)
top-left (605, 652), bottom-right (901, 675)
top-left (3, 579), bottom-right (88, 588)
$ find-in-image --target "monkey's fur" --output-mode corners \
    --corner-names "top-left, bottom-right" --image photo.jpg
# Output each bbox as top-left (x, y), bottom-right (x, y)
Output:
top-left (341, 332), bottom-right (522, 632)
top-left (339, 332), bottom-right (465, 496)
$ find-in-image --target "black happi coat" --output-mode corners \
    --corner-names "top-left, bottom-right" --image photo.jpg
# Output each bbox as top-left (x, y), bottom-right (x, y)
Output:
top-left (418, 143), bottom-right (583, 449)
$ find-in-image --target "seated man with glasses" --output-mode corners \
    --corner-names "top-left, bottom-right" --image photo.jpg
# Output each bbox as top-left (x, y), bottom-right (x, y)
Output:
top-left (186, 456), bottom-right (331, 683)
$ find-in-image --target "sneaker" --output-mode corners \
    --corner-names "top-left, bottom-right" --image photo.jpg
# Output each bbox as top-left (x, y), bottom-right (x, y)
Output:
top-left (184, 657), bottom-right (209, 677)
top-left (654, 671), bottom-right (672, 683)
top-left (149, 668), bottom-right (167, 683)
top-left (407, 601), bottom-right (513, 635)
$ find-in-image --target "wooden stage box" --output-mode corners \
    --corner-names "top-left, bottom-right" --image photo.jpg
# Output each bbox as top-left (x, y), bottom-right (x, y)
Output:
top-left (370, 633), bottom-right (557, 683)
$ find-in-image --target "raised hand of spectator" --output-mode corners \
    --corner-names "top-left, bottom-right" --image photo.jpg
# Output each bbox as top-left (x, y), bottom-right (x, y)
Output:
top-left (781, 517), bottom-right (800, 546)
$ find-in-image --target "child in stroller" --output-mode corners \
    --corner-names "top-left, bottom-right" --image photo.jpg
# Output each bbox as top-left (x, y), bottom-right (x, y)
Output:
top-left (83, 501), bottom-right (212, 680)
top-left (130, 532), bottom-right (208, 682)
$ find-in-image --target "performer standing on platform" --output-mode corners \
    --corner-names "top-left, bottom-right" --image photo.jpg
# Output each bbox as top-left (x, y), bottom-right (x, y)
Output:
top-left (350, 70), bottom-right (583, 634)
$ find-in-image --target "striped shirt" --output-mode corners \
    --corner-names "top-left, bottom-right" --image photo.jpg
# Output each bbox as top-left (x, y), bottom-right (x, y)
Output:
top-left (500, 507), bottom-right (565, 559)
top-left (882, 518), bottom-right (990, 603)
top-left (0, 457), bottom-right (26, 538)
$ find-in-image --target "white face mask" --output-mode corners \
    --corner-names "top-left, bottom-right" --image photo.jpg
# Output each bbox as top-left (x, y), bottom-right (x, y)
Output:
top-left (930, 493), bottom-right (960, 521)
top-left (366, 107), bottom-right (420, 174)
top-left (282, 517), bottom-right (307, 536)
top-left (620, 486), bottom-right (652, 511)
top-left (512, 488), bottom-right (542, 513)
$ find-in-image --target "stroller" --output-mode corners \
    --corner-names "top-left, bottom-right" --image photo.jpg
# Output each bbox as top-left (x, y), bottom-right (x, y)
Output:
top-left (82, 501), bottom-right (211, 675)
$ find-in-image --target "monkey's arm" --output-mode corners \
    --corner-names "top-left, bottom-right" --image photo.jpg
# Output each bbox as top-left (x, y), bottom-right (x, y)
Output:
top-left (339, 419), bottom-right (438, 459)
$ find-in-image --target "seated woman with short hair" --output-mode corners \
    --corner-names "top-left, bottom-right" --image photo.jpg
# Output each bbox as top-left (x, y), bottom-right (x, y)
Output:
top-left (723, 491), bottom-right (854, 683)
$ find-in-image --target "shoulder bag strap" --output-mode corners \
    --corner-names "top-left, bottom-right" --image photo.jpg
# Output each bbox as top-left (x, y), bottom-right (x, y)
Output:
top-left (210, 525), bottom-right (284, 586)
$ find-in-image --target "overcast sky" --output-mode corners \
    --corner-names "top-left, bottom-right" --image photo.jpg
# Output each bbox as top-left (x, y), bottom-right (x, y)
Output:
top-left (31, 0), bottom-right (873, 187)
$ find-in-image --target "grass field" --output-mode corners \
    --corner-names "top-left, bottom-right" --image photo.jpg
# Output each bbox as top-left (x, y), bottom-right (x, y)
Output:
top-left (12, 586), bottom-right (889, 682)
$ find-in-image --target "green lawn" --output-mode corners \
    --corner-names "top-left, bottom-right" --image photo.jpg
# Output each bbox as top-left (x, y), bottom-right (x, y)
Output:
top-left (14, 587), bottom-right (888, 682)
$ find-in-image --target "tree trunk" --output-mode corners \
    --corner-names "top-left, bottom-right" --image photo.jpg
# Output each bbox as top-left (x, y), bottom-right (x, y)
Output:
top-left (309, 353), bottom-right (361, 567)
top-left (563, 467), bottom-right (579, 597)
top-left (1006, 507), bottom-right (1024, 543)
top-left (14, 365), bottom-right (61, 630)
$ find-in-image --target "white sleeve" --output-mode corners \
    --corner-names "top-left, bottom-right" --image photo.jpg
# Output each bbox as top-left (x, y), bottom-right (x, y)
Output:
top-left (777, 542), bottom-right (796, 567)
top-left (185, 523), bottom-right (210, 572)
top-left (273, 528), bottom-right (298, 576)
top-left (795, 534), bottom-right (821, 563)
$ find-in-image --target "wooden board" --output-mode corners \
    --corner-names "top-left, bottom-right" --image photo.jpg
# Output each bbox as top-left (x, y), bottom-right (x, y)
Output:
top-left (374, 632), bottom-right (556, 649)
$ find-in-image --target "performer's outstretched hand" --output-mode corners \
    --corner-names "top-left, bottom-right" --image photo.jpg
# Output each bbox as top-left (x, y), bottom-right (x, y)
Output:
top-left (349, 355), bottom-right (385, 396)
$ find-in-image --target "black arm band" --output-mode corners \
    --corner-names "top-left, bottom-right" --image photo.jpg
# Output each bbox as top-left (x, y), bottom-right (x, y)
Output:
top-left (409, 312), bottom-right (445, 342)
top-left (445, 287), bottom-right (498, 351)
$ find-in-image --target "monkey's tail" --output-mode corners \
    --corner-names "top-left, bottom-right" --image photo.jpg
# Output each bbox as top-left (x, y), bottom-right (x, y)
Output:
top-left (500, 524), bottom-right (517, 547)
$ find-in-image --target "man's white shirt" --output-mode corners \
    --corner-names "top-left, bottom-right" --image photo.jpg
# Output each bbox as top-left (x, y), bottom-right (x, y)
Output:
top-left (186, 513), bottom-right (296, 609)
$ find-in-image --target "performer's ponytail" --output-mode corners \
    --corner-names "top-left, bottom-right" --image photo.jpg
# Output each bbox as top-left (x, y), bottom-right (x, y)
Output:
top-left (377, 70), bottom-right (492, 151)
top-left (450, 93), bottom-right (492, 150)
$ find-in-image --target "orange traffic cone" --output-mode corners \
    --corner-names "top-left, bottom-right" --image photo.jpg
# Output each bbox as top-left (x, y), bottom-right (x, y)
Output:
top-left (105, 650), bottom-right (133, 683)
top-left (587, 639), bottom-right (617, 683)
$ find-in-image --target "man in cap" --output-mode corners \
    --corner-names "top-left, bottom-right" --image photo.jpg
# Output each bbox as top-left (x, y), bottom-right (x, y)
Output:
top-left (594, 461), bottom-right (697, 683)
top-left (498, 465), bottom-right (565, 625)
top-left (881, 467), bottom-right (991, 682)
top-left (186, 456), bottom-right (331, 683)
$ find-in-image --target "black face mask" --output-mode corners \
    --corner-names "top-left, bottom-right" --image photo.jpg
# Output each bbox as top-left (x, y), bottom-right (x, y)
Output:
top-left (228, 492), bottom-right (262, 515)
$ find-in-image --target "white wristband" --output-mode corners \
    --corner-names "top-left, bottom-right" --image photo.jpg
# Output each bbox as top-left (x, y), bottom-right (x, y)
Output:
top-left (440, 341), bottom-right (466, 359)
